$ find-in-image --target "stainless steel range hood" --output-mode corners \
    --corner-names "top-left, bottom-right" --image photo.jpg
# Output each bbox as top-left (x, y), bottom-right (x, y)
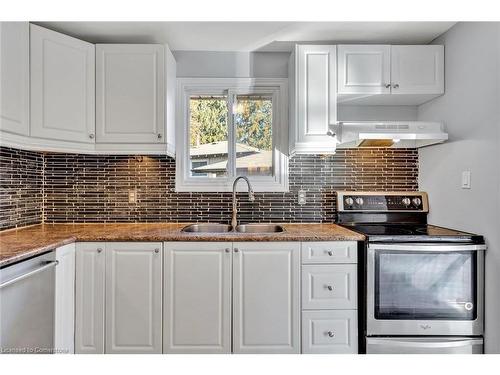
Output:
top-left (331, 121), bottom-right (448, 148)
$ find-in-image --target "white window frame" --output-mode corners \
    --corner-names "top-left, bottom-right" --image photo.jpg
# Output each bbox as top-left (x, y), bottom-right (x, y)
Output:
top-left (175, 78), bottom-right (289, 192)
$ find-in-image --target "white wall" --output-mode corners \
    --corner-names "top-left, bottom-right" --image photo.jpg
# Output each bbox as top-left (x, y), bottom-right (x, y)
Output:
top-left (173, 51), bottom-right (289, 78)
top-left (417, 22), bottom-right (500, 353)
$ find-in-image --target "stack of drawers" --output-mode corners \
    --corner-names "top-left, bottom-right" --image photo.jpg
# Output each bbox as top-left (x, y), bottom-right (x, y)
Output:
top-left (301, 241), bottom-right (358, 353)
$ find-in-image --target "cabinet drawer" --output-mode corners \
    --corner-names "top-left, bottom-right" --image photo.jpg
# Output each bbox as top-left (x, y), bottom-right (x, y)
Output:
top-left (302, 264), bottom-right (357, 310)
top-left (301, 241), bottom-right (357, 264)
top-left (302, 310), bottom-right (358, 354)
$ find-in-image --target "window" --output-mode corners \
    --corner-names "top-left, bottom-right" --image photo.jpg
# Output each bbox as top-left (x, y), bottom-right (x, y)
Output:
top-left (176, 78), bottom-right (288, 192)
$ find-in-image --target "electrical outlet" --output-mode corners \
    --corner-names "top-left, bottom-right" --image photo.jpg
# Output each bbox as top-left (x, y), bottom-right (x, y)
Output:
top-left (298, 189), bottom-right (306, 205)
top-left (128, 189), bottom-right (137, 203)
top-left (461, 171), bottom-right (471, 189)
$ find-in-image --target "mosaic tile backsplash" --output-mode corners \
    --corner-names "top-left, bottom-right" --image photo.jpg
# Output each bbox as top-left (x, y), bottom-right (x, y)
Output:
top-left (0, 146), bottom-right (418, 230)
top-left (0, 147), bottom-right (44, 230)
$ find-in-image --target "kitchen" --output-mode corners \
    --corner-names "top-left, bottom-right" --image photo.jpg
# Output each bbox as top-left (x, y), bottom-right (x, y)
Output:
top-left (0, 2), bottom-right (500, 371)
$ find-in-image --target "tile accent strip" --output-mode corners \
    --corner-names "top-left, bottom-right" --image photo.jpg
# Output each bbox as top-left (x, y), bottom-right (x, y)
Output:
top-left (0, 146), bottom-right (418, 229)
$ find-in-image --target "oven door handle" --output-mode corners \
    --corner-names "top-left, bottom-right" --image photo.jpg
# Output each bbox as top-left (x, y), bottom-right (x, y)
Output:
top-left (367, 338), bottom-right (483, 348)
top-left (368, 243), bottom-right (487, 252)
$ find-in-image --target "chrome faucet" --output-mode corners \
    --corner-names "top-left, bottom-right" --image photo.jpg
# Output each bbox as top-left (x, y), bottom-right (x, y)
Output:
top-left (231, 176), bottom-right (255, 228)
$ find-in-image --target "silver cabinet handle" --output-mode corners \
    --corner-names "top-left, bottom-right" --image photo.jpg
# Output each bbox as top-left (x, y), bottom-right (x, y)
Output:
top-left (89, 133), bottom-right (95, 139)
top-left (97, 248), bottom-right (103, 253)
top-left (0, 261), bottom-right (58, 289)
top-left (154, 248), bottom-right (160, 254)
top-left (392, 83), bottom-right (399, 89)
top-left (157, 133), bottom-right (162, 139)
top-left (234, 248), bottom-right (239, 253)
top-left (326, 285), bottom-right (333, 291)
top-left (327, 331), bottom-right (335, 338)
top-left (327, 250), bottom-right (333, 256)
top-left (225, 248), bottom-right (230, 253)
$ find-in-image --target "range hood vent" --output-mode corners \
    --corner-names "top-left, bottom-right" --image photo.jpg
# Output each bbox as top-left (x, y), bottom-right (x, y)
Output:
top-left (331, 121), bottom-right (448, 149)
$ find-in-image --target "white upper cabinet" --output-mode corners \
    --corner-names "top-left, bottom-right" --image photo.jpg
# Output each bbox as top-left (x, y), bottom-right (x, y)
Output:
top-left (30, 24), bottom-right (95, 143)
top-left (105, 242), bottom-right (163, 354)
top-left (0, 22), bottom-right (30, 136)
top-left (232, 242), bottom-right (300, 353)
top-left (391, 45), bottom-right (444, 95)
top-left (289, 45), bottom-right (338, 154)
top-left (338, 44), bottom-right (444, 105)
top-left (163, 242), bottom-right (231, 353)
top-left (337, 45), bottom-right (391, 95)
top-left (96, 44), bottom-right (165, 144)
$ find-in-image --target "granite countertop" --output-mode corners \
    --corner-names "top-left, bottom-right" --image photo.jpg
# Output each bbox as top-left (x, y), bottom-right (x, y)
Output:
top-left (0, 223), bottom-right (365, 267)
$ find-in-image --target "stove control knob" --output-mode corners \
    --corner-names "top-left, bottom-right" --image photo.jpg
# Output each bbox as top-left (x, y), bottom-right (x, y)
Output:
top-left (412, 197), bottom-right (422, 207)
top-left (355, 197), bottom-right (364, 206)
top-left (345, 197), bottom-right (354, 206)
top-left (402, 197), bottom-right (411, 206)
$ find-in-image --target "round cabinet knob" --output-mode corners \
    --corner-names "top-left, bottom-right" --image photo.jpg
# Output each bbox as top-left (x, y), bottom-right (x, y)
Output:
top-left (326, 285), bottom-right (333, 291)
top-left (89, 133), bottom-right (95, 139)
top-left (355, 197), bottom-right (364, 206)
top-left (157, 133), bottom-right (162, 139)
top-left (345, 197), bottom-right (354, 206)
top-left (327, 331), bottom-right (335, 338)
top-left (234, 248), bottom-right (239, 253)
top-left (97, 248), bottom-right (103, 253)
top-left (225, 248), bottom-right (230, 253)
top-left (384, 83), bottom-right (391, 88)
top-left (327, 250), bottom-right (333, 256)
top-left (154, 248), bottom-right (160, 254)
top-left (402, 197), bottom-right (411, 206)
top-left (393, 83), bottom-right (400, 89)
top-left (412, 197), bottom-right (422, 207)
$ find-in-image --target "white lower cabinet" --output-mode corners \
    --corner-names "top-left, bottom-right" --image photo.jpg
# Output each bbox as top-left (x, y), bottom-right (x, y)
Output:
top-left (232, 242), bottom-right (300, 354)
top-left (75, 243), bottom-right (105, 354)
top-left (54, 243), bottom-right (76, 354)
top-left (105, 242), bottom-right (162, 354)
top-left (300, 241), bottom-right (358, 354)
top-left (163, 241), bottom-right (300, 354)
top-left (75, 242), bottom-right (162, 354)
top-left (163, 242), bottom-right (231, 353)
top-left (302, 310), bottom-right (358, 354)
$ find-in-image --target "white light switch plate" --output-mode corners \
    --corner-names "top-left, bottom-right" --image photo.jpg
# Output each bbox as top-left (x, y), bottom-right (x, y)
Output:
top-left (461, 171), bottom-right (471, 189)
top-left (298, 190), bottom-right (306, 205)
top-left (128, 189), bottom-right (137, 203)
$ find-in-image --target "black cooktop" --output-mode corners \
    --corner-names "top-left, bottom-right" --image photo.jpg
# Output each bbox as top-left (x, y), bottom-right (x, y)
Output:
top-left (342, 223), bottom-right (484, 243)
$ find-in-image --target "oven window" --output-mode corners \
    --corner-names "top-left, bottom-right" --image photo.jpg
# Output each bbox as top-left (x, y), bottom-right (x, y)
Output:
top-left (375, 251), bottom-right (477, 320)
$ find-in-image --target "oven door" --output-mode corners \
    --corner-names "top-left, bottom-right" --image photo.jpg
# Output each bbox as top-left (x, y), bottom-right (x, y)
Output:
top-left (367, 243), bottom-right (485, 336)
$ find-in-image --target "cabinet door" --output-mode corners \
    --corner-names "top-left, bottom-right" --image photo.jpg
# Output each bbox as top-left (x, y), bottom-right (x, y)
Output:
top-left (337, 45), bottom-right (391, 94)
top-left (233, 242), bottom-right (300, 353)
top-left (75, 243), bottom-right (105, 354)
top-left (30, 24), bottom-right (95, 143)
top-left (54, 243), bottom-right (76, 354)
top-left (0, 22), bottom-right (29, 135)
top-left (164, 242), bottom-right (231, 353)
top-left (293, 45), bottom-right (337, 154)
top-left (105, 242), bottom-right (162, 354)
top-left (96, 44), bottom-right (165, 144)
top-left (391, 45), bottom-right (444, 94)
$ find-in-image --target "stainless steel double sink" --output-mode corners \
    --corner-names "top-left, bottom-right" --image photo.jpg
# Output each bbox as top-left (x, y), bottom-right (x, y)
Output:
top-left (181, 223), bottom-right (284, 234)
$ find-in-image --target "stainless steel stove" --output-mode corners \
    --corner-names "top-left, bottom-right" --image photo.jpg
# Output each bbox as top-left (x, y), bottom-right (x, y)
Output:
top-left (336, 191), bottom-right (486, 354)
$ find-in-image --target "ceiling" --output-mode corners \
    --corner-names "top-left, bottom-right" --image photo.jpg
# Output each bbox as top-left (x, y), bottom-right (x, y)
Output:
top-left (35, 21), bottom-right (456, 52)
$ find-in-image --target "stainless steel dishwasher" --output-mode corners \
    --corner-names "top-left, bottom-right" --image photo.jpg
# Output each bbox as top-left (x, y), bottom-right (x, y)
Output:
top-left (0, 251), bottom-right (57, 354)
